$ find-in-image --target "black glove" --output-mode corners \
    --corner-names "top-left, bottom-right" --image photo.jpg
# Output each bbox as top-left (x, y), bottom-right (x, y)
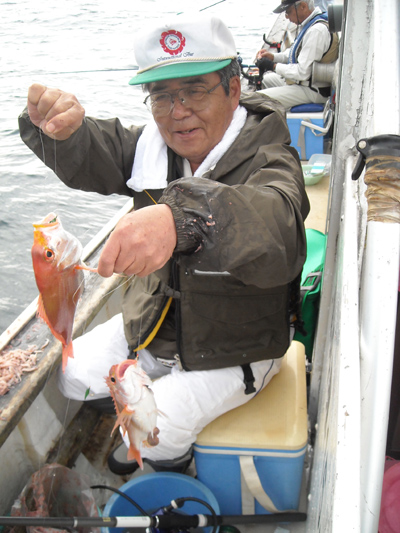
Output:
top-left (255, 57), bottom-right (275, 74)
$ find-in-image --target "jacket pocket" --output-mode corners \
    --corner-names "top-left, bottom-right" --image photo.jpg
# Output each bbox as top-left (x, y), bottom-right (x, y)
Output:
top-left (179, 278), bottom-right (290, 370)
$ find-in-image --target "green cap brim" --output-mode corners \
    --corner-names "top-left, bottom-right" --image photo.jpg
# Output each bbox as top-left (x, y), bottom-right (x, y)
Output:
top-left (129, 59), bottom-right (232, 85)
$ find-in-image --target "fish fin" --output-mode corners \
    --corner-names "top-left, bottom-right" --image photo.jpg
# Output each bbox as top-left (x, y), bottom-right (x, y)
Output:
top-left (104, 376), bottom-right (120, 415)
top-left (111, 419), bottom-right (124, 437)
top-left (157, 409), bottom-right (169, 419)
top-left (37, 294), bottom-right (66, 345)
top-left (144, 427), bottom-right (160, 447)
top-left (37, 293), bottom-right (50, 327)
top-left (127, 443), bottom-right (143, 470)
top-left (111, 407), bottom-right (132, 436)
top-left (61, 341), bottom-right (74, 373)
top-left (74, 264), bottom-right (98, 273)
top-left (74, 264), bottom-right (124, 278)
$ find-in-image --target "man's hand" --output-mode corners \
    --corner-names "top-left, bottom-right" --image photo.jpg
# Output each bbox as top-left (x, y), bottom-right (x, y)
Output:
top-left (255, 57), bottom-right (275, 74)
top-left (27, 83), bottom-right (85, 140)
top-left (256, 49), bottom-right (274, 61)
top-left (98, 204), bottom-right (178, 278)
top-left (256, 48), bottom-right (274, 61)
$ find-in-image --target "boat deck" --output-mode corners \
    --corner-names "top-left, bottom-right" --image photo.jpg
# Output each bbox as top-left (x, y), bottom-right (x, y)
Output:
top-left (304, 174), bottom-right (329, 234)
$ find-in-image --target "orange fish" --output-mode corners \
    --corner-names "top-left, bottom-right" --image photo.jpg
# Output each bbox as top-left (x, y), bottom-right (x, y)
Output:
top-left (105, 359), bottom-right (160, 469)
top-left (31, 213), bottom-right (93, 372)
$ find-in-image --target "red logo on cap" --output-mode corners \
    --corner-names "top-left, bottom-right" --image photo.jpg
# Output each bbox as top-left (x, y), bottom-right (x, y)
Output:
top-left (160, 30), bottom-right (186, 55)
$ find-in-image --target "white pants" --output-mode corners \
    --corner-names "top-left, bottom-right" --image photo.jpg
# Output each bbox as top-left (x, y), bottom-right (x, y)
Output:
top-left (58, 313), bottom-right (281, 461)
top-left (259, 72), bottom-right (328, 111)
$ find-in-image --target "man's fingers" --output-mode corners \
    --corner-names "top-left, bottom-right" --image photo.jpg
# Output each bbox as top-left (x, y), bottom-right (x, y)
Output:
top-left (27, 83), bottom-right (85, 140)
top-left (27, 83), bottom-right (47, 106)
top-left (41, 107), bottom-right (84, 140)
top-left (98, 237), bottom-right (122, 278)
top-left (97, 206), bottom-right (177, 278)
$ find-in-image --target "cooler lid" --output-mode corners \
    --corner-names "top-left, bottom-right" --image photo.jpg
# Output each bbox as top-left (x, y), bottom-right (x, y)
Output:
top-left (195, 341), bottom-right (308, 451)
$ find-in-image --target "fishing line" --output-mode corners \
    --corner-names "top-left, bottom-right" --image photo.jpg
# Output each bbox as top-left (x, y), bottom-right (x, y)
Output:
top-left (252, 359), bottom-right (275, 398)
top-left (95, 273), bottom-right (134, 301)
top-left (53, 137), bottom-right (57, 175)
top-left (199, 0), bottom-right (227, 11)
top-left (10, 67), bottom-right (139, 77)
top-left (11, 2), bottom-right (228, 77)
top-left (38, 128), bottom-right (46, 167)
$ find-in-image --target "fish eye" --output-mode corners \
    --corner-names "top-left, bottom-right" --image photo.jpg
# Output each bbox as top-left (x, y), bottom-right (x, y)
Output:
top-left (110, 377), bottom-right (116, 383)
top-left (44, 249), bottom-right (54, 260)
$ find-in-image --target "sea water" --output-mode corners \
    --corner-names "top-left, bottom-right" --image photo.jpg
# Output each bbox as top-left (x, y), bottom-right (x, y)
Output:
top-left (0, 0), bottom-right (277, 333)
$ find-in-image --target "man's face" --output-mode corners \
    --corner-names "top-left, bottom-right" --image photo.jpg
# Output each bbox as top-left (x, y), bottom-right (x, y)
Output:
top-left (285, 2), bottom-right (309, 24)
top-left (150, 72), bottom-right (241, 173)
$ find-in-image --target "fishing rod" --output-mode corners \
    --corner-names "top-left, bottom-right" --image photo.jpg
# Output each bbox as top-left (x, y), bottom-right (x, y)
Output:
top-left (14, 2), bottom-right (228, 76)
top-left (8, 67), bottom-right (139, 77)
top-left (0, 511), bottom-right (307, 530)
top-left (177, 0), bottom-right (226, 14)
top-left (48, 67), bottom-right (139, 75)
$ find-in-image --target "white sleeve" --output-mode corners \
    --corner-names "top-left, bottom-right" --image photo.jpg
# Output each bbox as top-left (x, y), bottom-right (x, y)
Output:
top-left (275, 23), bottom-right (331, 82)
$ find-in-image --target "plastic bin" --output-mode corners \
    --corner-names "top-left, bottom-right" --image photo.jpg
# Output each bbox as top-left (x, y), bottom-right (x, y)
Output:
top-left (302, 154), bottom-right (331, 185)
top-left (287, 111), bottom-right (325, 160)
top-left (102, 472), bottom-right (220, 533)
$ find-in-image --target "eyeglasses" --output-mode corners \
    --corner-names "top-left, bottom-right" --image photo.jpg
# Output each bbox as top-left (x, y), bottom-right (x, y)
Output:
top-left (143, 80), bottom-right (224, 117)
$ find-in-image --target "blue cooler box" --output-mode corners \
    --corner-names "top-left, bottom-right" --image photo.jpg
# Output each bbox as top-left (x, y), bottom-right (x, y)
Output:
top-left (194, 341), bottom-right (307, 515)
top-left (287, 107), bottom-right (325, 161)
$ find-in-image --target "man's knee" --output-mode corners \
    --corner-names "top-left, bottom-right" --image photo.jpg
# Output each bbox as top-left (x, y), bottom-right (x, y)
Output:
top-left (262, 72), bottom-right (285, 89)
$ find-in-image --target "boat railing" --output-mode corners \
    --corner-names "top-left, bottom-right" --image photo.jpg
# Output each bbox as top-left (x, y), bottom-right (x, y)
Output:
top-left (307, 0), bottom-right (400, 530)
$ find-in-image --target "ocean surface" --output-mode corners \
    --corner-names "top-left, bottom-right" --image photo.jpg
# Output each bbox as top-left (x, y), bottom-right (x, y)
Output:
top-left (0, 0), bottom-right (277, 334)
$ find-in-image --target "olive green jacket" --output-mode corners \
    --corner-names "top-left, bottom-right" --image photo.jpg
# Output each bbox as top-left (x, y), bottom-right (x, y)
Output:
top-left (19, 92), bottom-right (310, 370)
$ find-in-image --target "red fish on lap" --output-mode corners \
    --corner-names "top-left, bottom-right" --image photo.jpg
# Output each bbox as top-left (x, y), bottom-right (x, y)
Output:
top-left (105, 359), bottom-right (160, 469)
top-left (31, 212), bottom-right (89, 372)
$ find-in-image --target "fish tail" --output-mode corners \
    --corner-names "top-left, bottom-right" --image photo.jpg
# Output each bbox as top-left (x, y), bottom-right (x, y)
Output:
top-left (127, 444), bottom-right (144, 470)
top-left (61, 341), bottom-right (74, 373)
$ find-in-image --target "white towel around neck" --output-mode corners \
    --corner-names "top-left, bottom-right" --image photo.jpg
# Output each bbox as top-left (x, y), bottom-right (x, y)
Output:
top-left (126, 105), bottom-right (248, 192)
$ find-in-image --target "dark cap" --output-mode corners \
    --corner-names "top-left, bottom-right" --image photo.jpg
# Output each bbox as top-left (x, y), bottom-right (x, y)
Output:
top-left (273, 0), bottom-right (300, 14)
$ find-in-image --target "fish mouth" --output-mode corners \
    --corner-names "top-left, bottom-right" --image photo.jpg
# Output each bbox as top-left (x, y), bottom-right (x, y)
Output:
top-left (117, 360), bottom-right (136, 380)
top-left (32, 212), bottom-right (59, 229)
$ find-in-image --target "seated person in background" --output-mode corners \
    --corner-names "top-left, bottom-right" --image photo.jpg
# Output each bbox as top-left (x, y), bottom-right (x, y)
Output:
top-left (19, 16), bottom-right (309, 475)
top-left (256, 0), bottom-right (338, 111)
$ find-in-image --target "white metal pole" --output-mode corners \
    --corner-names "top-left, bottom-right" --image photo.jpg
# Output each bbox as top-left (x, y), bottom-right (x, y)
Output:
top-left (359, 0), bottom-right (400, 530)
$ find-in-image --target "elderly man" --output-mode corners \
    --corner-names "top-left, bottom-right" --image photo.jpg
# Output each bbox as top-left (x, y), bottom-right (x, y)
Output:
top-left (256, 0), bottom-right (339, 110)
top-left (19, 15), bottom-right (309, 474)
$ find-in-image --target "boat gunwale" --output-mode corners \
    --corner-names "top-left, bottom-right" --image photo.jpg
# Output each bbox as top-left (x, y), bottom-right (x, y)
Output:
top-left (0, 199), bottom-right (133, 447)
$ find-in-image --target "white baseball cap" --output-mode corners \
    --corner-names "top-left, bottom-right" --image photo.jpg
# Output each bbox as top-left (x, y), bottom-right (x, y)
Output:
top-left (129, 15), bottom-right (237, 85)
